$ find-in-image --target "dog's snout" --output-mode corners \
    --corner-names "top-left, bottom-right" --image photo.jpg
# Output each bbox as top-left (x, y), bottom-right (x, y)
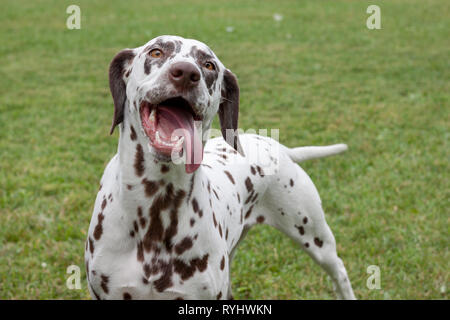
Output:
top-left (169, 62), bottom-right (200, 88)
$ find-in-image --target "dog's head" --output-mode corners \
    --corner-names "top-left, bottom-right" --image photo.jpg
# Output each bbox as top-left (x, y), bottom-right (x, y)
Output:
top-left (108, 35), bottom-right (244, 173)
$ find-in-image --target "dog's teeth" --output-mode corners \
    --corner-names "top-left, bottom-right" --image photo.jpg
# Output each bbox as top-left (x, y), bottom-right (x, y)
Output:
top-left (155, 131), bottom-right (162, 143)
top-left (149, 108), bottom-right (156, 122)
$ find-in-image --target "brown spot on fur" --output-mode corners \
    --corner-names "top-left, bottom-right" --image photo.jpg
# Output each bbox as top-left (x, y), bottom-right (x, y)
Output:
top-left (154, 260), bottom-right (173, 292)
top-left (101, 198), bottom-right (107, 210)
top-left (192, 198), bottom-right (199, 213)
top-left (296, 225), bottom-right (305, 235)
top-left (256, 165), bottom-right (264, 177)
top-left (137, 241), bottom-right (144, 262)
top-left (250, 166), bottom-right (256, 175)
top-left (173, 254), bottom-right (209, 280)
top-left (216, 291), bottom-right (222, 300)
top-left (212, 212), bottom-right (217, 227)
top-left (161, 165), bottom-right (170, 173)
top-left (163, 189), bottom-right (186, 252)
top-left (174, 237), bottom-right (193, 255)
top-left (130, 125), bottom-right (137, 141)
top-left (123, 292), bottom-right (132, 300)
top-left (143, 194), bottom-right (170, 252)
top-left (139, 216), bottom-right (147, 228)
top-left (246, 178), bottom-right (254, 192)
top-left (174, 40), bottom-right (183, 53)
top-left (144, 59), bottom-right (151, 74)
top-left (142, 178), bottom-right (158, 197)
top-left (245, 205), bottom-right (254, 219)
top-left (143, 264), bottom-right (151, 278)
top-left (189, 46), bottom-right (218, 90)
top-left (244, 190), bottom-right (255, 205)
top-left (220, 256), bottom-right (225, 270)
top-left (143, 185), bottom-right (185, 253)
top-left (303, 217), bottom-right (308, 224)
top-left (144, 39), bottom-right (176, 74)
top-left (224, 171), bottom-right (235, 184)
top-left (304, 242), bottom-right (310, 248)
top-left (93, 213), bottom-right (105, 240)
top-left (257, 216), bottom-right (265, 224)
top-left (218, 224), bottom-right (223, 238)
top-left (290, 179), bottom-right (294, 187)
top-left (134, 144), bottom-right (145, 177)
top-left (314, 237), bottom-right (323, 248)
top-left (89, 237), bottom-right (94, 254)
top-left (100, 275), bottom-right (109, 294)
top-left (190, 218), bottom-right (195, 227)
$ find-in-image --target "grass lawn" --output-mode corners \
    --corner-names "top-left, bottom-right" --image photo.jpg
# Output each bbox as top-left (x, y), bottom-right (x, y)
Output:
top-left (0, 0), bottom-right (448, 299)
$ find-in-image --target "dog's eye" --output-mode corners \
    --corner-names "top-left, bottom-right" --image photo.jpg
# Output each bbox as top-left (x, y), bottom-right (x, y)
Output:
top-left (149, 49), bottom-right (163, 58)
top-left (204, 62), bottom-right (215, 71)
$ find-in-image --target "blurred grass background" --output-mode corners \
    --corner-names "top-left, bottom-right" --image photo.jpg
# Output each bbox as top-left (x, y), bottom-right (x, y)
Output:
top-left (0, 0), bottom-right (448, 299)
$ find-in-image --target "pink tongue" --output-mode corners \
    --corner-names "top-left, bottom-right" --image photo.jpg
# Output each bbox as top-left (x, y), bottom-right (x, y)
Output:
top-left (157, 106), bottom-right (203, 173)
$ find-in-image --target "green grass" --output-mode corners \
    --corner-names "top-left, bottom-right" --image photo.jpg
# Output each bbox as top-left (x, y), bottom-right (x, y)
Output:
top-left (0, 0), bottom-right (448, 299)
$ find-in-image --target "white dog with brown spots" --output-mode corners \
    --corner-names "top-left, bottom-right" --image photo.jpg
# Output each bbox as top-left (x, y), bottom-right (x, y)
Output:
top-left (86, 35), bottom-right (356, 300)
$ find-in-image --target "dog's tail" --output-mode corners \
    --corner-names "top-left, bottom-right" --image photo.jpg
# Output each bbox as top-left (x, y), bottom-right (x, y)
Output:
top-left (284, 143), bottom-right (348, 163)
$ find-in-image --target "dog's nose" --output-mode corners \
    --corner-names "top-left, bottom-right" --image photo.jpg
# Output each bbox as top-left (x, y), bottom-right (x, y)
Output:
top-left (169, 62), bottom-right (200, 88)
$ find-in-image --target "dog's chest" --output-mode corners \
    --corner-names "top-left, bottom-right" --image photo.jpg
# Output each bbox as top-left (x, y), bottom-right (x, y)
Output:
top-left (87, 244), bottom-right (219, 300)
top-left (86, 180), bottom-right (235, 299)
top-left (86, 137), bottom-right (272, 299)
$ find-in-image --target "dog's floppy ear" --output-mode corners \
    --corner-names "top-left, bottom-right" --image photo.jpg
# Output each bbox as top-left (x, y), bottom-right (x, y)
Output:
top-left (218, 69), bottom-right (245, 156)
top-left (109, 49), bottom-right (135, 134)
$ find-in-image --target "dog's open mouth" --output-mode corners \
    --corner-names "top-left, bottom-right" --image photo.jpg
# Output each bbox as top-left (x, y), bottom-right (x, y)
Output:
top-left (140, 97), bottom-right (203, 173)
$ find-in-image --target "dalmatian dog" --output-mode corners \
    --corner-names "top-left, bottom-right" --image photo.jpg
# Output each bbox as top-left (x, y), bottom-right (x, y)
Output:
top-left (85, 35), bottom-right (356, 300)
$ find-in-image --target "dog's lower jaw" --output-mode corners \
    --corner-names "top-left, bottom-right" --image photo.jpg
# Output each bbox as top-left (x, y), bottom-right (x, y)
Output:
top-left (118, 121), bottom-right (195, 188)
